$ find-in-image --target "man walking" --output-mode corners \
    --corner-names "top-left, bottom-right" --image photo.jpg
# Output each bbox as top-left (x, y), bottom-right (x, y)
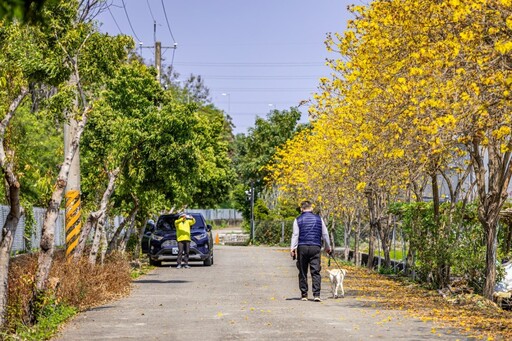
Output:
top-left (175, 213), bottom-right (196, 269)
top-left (290, 201), bottom-right (331, 301)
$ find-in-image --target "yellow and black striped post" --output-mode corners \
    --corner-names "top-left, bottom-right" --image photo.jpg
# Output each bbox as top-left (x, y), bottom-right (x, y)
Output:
top-left (65, 189), bottom-right (81, 262)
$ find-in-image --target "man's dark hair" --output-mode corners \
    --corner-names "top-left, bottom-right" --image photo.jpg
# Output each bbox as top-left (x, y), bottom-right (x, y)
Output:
top-left (300, 201), bottom-right (313, 210)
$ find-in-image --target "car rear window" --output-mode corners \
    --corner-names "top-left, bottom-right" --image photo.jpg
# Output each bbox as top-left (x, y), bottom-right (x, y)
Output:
top-left (156, 214), bottom-right (205, 232)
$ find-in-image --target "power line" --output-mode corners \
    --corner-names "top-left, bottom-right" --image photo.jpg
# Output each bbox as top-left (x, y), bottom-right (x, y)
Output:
top-left (107, 6), bottom-right (123, 35)
top-left (121, 0), bottom-right (142, 42)
top-left (174, 62), bottom-right (323, 67)
top-left (203, 75), bottom-right (320, 80)
top-left (146, 0), bottom-right (155, 21)
top-left (225, 112), bottom-right (288, 116)
top-left (211, 88), bottom-right (314, 92)
top-left (161, 0), bottom-right (176, 43)
top-left (218, 101), bottom-right (295, 104)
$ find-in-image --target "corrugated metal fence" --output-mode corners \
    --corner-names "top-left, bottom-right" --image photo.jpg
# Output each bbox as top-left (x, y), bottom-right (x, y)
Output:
top-left (187, 209), bottom-right (242, 224)
top-left (6, 205), bottom-right (66, 253)
top-left (6, 206), bottom-right (242, 253)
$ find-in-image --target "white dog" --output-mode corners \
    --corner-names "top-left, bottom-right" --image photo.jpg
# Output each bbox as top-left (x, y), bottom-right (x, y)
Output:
top-left (327, 269), bottom-right (347, 298)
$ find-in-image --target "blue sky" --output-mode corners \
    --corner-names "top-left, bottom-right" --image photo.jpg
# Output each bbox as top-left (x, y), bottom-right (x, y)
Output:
top-left (95, 1), bottom-right (353, 135)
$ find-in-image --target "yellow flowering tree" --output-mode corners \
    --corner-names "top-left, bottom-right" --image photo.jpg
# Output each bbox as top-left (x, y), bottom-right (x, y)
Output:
top-left (269, 0), bottom-right (512, 299)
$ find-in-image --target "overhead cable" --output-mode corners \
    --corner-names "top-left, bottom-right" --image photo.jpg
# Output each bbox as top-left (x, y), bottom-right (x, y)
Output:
top-left (173, 62), bottom-right (323, 67)
top-left (203, 75), bottom-right (319, 80)
top-left (161, 0), bottom-right (176, 43)
top-left (107, 6), bottom-right (124, 35)
top-left (121, 0), bottom-right (142, 42)
top-left (146, 0), bottom-right (155, 21)
top-left (211, 88), bottom-right (313, 92)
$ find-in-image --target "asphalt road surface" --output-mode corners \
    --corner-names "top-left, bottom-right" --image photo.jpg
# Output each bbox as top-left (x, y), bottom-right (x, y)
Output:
top-left (54, 246), bottom-right (468, 341)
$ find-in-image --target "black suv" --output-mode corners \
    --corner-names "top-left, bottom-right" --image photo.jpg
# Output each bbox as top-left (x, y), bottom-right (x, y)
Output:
top-left (141, 213), bottom-right (214, 266)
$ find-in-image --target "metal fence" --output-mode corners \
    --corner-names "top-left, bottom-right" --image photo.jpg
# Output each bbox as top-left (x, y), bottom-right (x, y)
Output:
top-left (8, 206), bottom-right (242, 252)
top-left (187, 209), bottom-right (243, 226)
top-left (7, 205), bottom-right (66, 253)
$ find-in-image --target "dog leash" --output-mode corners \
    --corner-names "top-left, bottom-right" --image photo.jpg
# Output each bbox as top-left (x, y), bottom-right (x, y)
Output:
top-left (328, 252), bottom-right (344, 271)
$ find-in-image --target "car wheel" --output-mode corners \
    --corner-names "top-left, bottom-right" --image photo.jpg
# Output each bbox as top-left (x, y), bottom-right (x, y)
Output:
top-left (203, 254), bottom-right (213, 266)
top-left (149, 257), bottom-right (162, 267)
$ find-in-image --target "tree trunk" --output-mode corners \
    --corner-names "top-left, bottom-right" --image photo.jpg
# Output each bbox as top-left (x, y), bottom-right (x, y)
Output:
top-left (107, 214), bottom-right (130, 253)
top-left (470, 140), bottom-right (512, 300)
top-left (482, 215), bottom-right (499, 299)
top-left (34, 110), bottom-right (88, 292)
top-left (380, 233), bottom-right (391, 267)
top-left (0, 89), bottom-right (28, 328)
top-left (431, 173), bottom-right (440, 224)
top-left (119, 209), bottom-right (138, 253)
top-left (366, 189), bottom-right (376, 269)
top-left (431, 169), bottom-right (449, 287)
top-left (330, 217), bottom-right (335, 252)
top-left (75, 168), bottom-right (119, 258)
top-left (368, 225), bottom-right (376, 269)
top-left (470, 140), bottom-right (512, 299)
top-left (343, 215), bottom-right (352, 261)
top-left (0, 186), bottom-right (21, 328)
top-left (99, 220), bottom-right (108, 265)
top-left (505, 222), bottom-right (512, 256)
top-left (376, 214), bottom-right (394, 268)
top-left (75, 212), bottom-right (93, 258)
top-left (78, 212), bottom-right (98, 256)
top-left (354, 230), bottom-right (361, 266)
top-left (354, 212), bottom-right (363, 267)
top-left (108, 195), bottom-right (139, 254)
top-left (366, 188), bottom-right (389, 269)
top-left (405, 246), bottom-right (414, 277)
top-left (88, 213), bottom-right (102, 265)
top-left (82, 168), bottom-right (119, 264)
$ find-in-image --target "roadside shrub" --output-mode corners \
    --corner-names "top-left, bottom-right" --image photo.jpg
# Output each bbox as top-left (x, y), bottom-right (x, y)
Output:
top-left (4, 250), bottom-right (131, 337)
top-left (6, 254), bottom-right (38, 330)
top-left (378, 266), bottom-right (396, 275)
top-left (254, 219), bottom-right (294, 245)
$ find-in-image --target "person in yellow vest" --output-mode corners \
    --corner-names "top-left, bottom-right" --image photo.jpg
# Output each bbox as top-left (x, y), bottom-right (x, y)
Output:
top-left (175, 213), bottom-right (196, 269)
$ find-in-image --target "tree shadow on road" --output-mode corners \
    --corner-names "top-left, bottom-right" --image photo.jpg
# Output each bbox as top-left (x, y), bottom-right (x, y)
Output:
top-left (135, 279), bottom-right (191, 284)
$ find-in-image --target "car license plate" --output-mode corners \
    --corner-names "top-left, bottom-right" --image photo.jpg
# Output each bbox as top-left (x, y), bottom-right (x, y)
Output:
top-left (171, 248), bottom-right (178, 255)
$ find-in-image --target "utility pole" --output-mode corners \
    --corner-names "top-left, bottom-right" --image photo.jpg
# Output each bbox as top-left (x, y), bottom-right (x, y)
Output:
top-left (250, 182), bottom-right (255, 243)
top-left (245, 184), bottom-right (256, 243)
top-left (155, 41), bottom-right (161, 83)
top-left (140, 41), bottom-right (177, 84)
top-left (64, 106), bottom-right (81, 261)
top-left (139, 20), bottom-right (177, 85)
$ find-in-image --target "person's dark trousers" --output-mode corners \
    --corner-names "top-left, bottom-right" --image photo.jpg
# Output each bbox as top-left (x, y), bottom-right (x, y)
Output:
top-left (177, 241), bottom-right (190, 265)
top-left (296, 245), bottom-right (322, 297)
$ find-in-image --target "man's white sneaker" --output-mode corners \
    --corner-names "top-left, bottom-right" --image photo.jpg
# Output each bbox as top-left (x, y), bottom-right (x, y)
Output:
top-left (314, 297), bottom-right (322, 302)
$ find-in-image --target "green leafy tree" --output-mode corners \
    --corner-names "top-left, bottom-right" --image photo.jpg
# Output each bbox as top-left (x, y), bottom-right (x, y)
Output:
top-left (235, 107), bottom-right (303, 186)
top-left (233, 107), bottom-right (303, 221)
top-left (0, 0), bottom-right (58, 24)
top-left (0, 12), bottom-right (66, 327)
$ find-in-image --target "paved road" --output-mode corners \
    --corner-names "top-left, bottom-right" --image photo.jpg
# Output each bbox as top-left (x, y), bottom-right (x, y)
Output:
top-left (54, 246), bottom-right (468, 341)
